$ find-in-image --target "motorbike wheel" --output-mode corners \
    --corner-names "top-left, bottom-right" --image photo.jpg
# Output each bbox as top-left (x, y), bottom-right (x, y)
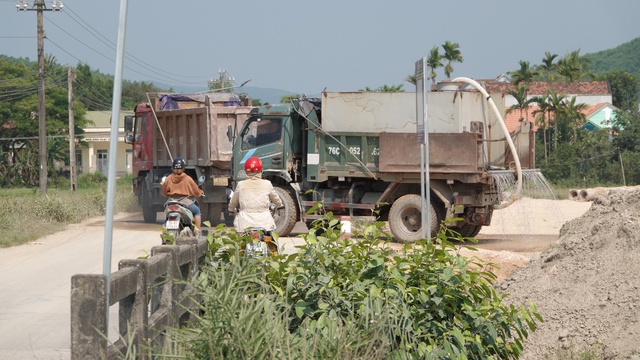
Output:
top-left (167, 229), bottom-right (180, 243)
top-left (266, 241), bottom-right (279, 256)
top-left (273, 187), bottom-right (297, 237)
top-left (388, 194), bottom-right (442, 243)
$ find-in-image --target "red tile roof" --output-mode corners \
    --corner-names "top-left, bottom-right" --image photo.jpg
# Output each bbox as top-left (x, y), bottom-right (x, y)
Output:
top-left (483, 81), bottom-right (610, 96)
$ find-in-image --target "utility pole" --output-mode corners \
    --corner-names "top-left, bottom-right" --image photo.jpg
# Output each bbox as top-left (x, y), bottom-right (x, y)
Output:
top-left (17, 0), bottom-right (63, 196)
top-left (68, 66), bottom-right (76, 192)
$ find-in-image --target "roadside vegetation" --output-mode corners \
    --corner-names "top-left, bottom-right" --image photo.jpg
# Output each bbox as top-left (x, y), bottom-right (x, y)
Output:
top-left (0, 173), bottom-right (138, 248)
top-left (134, 214), bottom-right (541, 359)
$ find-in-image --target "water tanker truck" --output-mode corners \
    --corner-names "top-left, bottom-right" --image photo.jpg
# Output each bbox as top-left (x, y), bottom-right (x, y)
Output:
top-left (124, 92), bottom-right (253, 225)
top-left (229, 87), bottom-right (535, 242)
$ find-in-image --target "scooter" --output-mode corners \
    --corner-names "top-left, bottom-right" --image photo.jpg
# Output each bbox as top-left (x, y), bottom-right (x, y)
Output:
top-left (244, 227), bottom-right (278, 257)
top-left (162, 199), bottom-right (196, 244)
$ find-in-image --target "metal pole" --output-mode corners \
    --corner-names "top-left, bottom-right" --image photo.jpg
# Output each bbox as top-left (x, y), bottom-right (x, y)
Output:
top-left (103, 0), bottom-right (130, 327)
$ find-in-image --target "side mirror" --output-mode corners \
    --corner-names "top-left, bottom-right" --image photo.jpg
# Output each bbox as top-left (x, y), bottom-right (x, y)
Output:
top-left (124, 115), bottom-right (133, 132)
top-left (227, 125), bottom-right (233, 142)
top-left (124, 134), bottom-right (134, 144)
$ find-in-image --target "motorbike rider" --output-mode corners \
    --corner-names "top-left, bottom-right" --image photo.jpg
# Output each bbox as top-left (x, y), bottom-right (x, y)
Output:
top-left (228, 156), bottom-right (284, 232)
top-left (161, 157), bottom-right (204, 229)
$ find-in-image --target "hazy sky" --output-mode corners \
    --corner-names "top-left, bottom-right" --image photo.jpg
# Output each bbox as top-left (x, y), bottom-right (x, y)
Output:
top-left (1, 0), bottom-right (639, 95)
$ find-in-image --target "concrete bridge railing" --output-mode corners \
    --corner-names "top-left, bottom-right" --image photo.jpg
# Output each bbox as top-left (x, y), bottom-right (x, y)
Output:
top-left (70, 237), bottom-right (208, 359)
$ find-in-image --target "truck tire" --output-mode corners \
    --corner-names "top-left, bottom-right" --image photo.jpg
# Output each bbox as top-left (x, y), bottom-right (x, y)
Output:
top-left (273, 187), bottom-right (297, 236)
top-left (451, 224), bottom-right (482, 238)
top-left (209, 204), bottom-right (225, 226)
top-left (141, 188), bottom-right (157, 223)
top-left (388, 194), bottom-right (440, 243)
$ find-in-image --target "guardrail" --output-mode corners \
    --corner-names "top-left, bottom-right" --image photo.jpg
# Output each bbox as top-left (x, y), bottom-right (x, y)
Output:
top-left (70, 237), bottom-right (209, 359)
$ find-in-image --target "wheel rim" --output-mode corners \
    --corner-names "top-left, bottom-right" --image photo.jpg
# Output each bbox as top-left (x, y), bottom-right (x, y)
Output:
top-left (399, 207), bottom-right (422, 233)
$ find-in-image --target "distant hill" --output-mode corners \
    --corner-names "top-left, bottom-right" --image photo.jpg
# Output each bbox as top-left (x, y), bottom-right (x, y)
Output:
top-left (583, 37), bottom-right (640, 101)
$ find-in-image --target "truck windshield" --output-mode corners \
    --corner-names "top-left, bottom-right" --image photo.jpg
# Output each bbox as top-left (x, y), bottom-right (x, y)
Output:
top-left (241, 117), bottom-right (282, 150)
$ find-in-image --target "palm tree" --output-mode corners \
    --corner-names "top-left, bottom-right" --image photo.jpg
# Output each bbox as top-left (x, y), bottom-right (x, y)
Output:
top-left (506, 85), bottom-right (534, 122)
top-left (561, 97), bottom-right (588, 143)
top-left (556, 49), bottom-right (592, 83)
top-left (536, 52), bottom-right (558, 83)
top-left (545, 90), bottom-right (567, 151)
top-left (405, 45), bottom-right (444, 89)
top-left (531, 95), bottom-right (550, 163)
top-left (508, 60), bottom-right (538, 86)
top-left (426, 45), bottom-right (443, 88)
top-left (441, 41), bottom-right (463, 79)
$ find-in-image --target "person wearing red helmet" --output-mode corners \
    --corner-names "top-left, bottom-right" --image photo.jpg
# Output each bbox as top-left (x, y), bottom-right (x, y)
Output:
top-left (228, 156), bottom-right (284, 232)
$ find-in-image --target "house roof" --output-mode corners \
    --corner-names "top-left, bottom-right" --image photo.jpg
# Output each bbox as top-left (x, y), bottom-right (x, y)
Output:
top-left (483, 81), bottom-right (610, 96)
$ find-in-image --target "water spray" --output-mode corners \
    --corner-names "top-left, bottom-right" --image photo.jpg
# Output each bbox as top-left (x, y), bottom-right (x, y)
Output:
top-left (452, 77), bottom-right (523, 208)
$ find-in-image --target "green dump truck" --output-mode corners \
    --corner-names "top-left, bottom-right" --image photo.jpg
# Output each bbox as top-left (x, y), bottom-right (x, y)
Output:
top-left (229, 91), bottom-right (534, 242)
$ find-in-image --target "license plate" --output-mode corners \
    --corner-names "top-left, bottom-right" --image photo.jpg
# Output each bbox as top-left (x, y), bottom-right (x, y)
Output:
top-left (246, 242), bottom-right (267, 257)
top-left (166, 220), bottom-right (180, 229)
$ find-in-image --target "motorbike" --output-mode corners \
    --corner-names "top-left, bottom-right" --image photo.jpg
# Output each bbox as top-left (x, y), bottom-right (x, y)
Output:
top-left (244, 227), bottom-right (278, 257)
top-left (162, 199), bottom-right (196, 244)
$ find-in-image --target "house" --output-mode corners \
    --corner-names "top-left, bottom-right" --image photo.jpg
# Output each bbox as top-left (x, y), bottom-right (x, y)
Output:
top-left (581, 102), bottom-right (619, 131)
top-left (502, 102), bottom-right (618, 133)
top-left (77, 110), bottom-right (133, 177)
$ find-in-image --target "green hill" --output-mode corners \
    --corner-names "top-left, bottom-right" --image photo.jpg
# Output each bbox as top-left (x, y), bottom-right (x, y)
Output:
top-left (583, 37), bottom-right (640, 102)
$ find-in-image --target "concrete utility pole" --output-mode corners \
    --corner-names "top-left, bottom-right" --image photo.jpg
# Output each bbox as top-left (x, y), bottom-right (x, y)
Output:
top-left (17, 0), bottom-right (63, 196)
top-left (68, 66), bottom-right (76, 192)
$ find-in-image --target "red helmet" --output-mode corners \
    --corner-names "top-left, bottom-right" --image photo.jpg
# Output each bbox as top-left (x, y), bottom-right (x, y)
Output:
top-left (244, 156), bottom-right (263, 173)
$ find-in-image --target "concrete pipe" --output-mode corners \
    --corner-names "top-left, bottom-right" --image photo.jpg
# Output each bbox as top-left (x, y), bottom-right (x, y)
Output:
top-left (579, 187), bottom-right (608, 202)
top-left (568, 189), bottom-right (581, 201)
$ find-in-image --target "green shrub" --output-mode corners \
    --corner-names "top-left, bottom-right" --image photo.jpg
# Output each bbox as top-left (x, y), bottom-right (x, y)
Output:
top-left (77, 172), bottom-right (107, 188)
top-left (168, 215), bottom-right (541, 359)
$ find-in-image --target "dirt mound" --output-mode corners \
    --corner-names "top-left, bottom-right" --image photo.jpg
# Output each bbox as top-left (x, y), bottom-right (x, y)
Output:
top-left (498, 188), bottom-right (640, 359)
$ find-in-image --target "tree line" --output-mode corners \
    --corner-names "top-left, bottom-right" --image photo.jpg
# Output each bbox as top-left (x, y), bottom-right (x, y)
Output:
top-left (1, 45), bottom-right (640, 189)
top-left (0, 55), bottom-right (167, 187)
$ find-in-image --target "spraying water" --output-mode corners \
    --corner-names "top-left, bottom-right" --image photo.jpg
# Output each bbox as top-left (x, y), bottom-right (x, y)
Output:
top-left (491, 169), bottom-right (557, 201)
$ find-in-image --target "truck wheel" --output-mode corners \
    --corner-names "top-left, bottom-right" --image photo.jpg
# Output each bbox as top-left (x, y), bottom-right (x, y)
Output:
top-left (201, 203), bottom-right (224, 227)
top-left (141, 188), bottom-right (157, 223)
top-left (388, 194), bottom-right (440, 243)
top-left (451, 224), bottom-right (482, 238)
top-left (273, 187), bottom-right (297, 236)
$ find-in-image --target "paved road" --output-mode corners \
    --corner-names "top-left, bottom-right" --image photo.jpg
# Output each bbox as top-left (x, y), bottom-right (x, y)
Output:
top-left (0, 212), bottom-right (308, 360)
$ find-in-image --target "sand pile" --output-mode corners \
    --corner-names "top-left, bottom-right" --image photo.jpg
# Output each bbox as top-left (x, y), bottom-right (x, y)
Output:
top-left (499, 188), bottom-right (640, 359)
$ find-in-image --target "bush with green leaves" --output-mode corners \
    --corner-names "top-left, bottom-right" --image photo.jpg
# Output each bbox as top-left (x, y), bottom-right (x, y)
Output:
top-left (169, 215), bottom-right (541, 359)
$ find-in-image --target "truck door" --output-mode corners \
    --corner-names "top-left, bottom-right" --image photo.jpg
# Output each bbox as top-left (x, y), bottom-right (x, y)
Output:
top-left (235, 116), bottom-right (285, 177)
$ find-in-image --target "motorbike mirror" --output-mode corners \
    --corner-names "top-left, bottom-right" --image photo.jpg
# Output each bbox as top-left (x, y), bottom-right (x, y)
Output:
top-left (161, 175), bottom-right (167, 185)
top-left (198, 175), bottom-right (206, 185)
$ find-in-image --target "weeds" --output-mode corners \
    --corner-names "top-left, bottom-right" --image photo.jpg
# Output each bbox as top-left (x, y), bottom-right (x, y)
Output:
top-left (0, 173), bottom-right (139, 248)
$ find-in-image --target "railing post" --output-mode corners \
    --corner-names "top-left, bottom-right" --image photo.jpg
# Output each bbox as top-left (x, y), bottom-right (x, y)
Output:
top-left (70, 274), bottom-right (108, 360)
top-left (118, 259), bottom-right (150, 359)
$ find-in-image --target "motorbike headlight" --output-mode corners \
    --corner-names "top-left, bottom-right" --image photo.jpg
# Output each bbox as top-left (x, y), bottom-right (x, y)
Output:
top-left (161, 175), bottom-right (167, 185)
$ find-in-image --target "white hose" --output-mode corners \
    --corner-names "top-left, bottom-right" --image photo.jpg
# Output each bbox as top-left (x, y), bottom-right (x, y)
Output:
top-left (452, 77), bottom-right (523, 209)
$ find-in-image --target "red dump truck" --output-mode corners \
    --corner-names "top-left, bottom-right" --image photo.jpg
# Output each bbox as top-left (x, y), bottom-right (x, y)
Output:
top-left (124, 93), bottom-right (253, 225)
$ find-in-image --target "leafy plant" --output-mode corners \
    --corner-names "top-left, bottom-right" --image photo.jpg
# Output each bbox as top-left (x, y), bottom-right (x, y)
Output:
top-left (168, 213), bottom-right (541, 359)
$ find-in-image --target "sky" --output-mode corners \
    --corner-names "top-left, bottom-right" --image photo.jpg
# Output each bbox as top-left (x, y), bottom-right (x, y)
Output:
top-left (1, 0), bottom-right (639, 97)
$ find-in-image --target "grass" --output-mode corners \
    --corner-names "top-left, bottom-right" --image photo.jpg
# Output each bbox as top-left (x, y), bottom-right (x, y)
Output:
top-left (0, 173), bottom-right (139, 248)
